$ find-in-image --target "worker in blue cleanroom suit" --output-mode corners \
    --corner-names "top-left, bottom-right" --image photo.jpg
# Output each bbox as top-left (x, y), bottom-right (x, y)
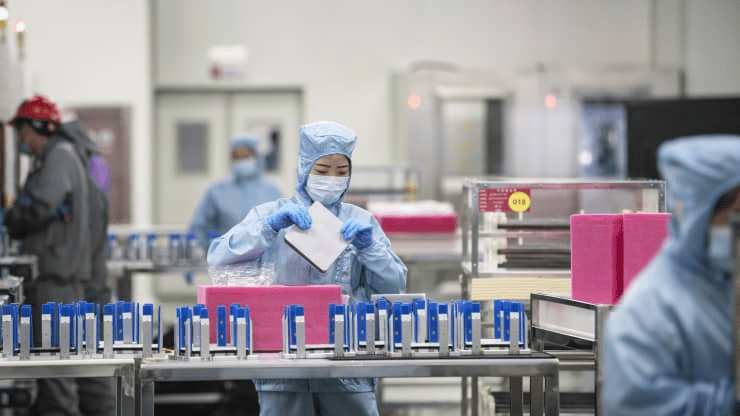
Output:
top-left (189, 134), bottom-right (283, 248)
top-left (602, 135), bottom-right (740, 415)
top-left (208, 121), bottom-right (407, 416)
top-left (188, 134), bottom-right (281, 416)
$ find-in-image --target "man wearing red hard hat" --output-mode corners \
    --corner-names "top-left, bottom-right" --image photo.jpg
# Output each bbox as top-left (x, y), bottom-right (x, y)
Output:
top-left (4, 95), bottom-right (115, 416)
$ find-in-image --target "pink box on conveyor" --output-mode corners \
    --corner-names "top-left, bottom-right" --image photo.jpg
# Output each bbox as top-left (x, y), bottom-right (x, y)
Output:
top-left (570, 214), bottom-right (623, 304)
top-left (622, 213), bottom-right (670, 291)
top-left (374, 213), bottom-right (457, 234)
top-left (197, 284), bottom-right (342, 351)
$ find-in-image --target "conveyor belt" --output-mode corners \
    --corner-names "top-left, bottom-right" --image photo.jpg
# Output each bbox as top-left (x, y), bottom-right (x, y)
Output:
top-left (497, 248), bottom-right (570, 255)
top-left (497, 223), bottom-right (570, 231)
top-left (498, 260), bottom-right (570, 270)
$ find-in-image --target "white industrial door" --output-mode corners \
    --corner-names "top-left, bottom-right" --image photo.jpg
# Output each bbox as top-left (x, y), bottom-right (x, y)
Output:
top-left (154, 91), bottom-right (302, 227)
top-left (155, 93), bottom-right (228, 226)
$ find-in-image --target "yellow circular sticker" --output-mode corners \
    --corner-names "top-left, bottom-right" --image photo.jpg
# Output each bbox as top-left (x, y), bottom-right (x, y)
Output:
top-left (508, 192), bottom-right (531, 212)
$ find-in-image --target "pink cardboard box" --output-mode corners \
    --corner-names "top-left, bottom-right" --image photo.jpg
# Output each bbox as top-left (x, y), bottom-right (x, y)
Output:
top-left (570, 214), bottom-right (623, 304)
top-left (374, 213), bottom-right (457, 234)
top-left (197, 285), bottom-right (342, 351)
top-left (622, 213), bottom-right (670, 291)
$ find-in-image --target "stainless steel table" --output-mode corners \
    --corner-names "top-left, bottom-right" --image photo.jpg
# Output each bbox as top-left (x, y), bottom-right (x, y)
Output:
top-left (137, 353), bottom-right (560, 416)
top-left (0, 357), bottom-right (136, 416)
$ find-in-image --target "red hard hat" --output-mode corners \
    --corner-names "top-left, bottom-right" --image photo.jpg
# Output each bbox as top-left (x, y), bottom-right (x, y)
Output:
top-left (9, 95), bottom-right (62, 126)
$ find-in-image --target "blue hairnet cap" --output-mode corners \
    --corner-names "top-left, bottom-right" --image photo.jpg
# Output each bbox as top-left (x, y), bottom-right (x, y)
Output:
top-left (656, 135), bottom-right (740, 273)
top-left (658, 135), bottom-right (740, 222)
top-left (299, 121), bottom-right (356, 161)
top-left (229, 134), bottom-right (259, 153)
top-left (296, 121), bottom-right (357, 192)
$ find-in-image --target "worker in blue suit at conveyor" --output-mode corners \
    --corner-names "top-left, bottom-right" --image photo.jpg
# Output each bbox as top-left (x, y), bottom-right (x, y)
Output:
top-left (208, 121), bottom-right (407, 416)
top-left (602, 135), bottom-right (740, 415)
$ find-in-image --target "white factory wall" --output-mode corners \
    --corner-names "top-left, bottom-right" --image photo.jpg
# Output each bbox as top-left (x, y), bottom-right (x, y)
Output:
top-left (5, 0), bottom-right (740, 227)
top-left (686, 0), bottom-right (740, 95)
top-left (154, 0), bottom-right (653, 170)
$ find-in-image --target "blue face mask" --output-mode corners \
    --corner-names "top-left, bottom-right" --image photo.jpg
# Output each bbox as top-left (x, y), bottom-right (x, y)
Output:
top-left (19, 142), bottom-right (33, 156)
top-left (232, 159), bottom-right (257, 178)
top-left (306, 174), bottom-right (349, 205)
top-left (707, 225), bottom-right (735, 275)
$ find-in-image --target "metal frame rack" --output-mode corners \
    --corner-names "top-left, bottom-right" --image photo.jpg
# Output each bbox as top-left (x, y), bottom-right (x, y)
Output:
top-left (460, 178), bottom-right (666, 301)
top-left (136, 354), bottom-right (560, 416)
top-left (0, 352), bottom-right (560, 416)
top-left (530, 293), bottom-right (611, 416)
top-left (457, 179), bottom-right (663, 415)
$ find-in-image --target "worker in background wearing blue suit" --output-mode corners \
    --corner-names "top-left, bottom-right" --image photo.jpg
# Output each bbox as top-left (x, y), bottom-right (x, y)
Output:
top-left (602, 135), bottom-right (740, 415)
top-left (208, 121), bottom-right (407, 416)
top-left (189, 134), bottom-right (283, 249)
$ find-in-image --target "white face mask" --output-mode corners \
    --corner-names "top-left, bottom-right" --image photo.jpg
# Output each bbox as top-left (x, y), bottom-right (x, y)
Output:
top-left (305, 174), bottom-right (349, 205)
top-left (232, 159), bottom-right (257, 178)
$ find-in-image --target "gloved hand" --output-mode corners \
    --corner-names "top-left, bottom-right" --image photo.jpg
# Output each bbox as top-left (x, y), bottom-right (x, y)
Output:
top-left (341, 219), bottom-right (373, 250)
top-left (267, 203), bottom-right (312, 232)
top-left (55, 201), bottom-right (71, 222)
top-left (16, 194), bottom-right (32, 206)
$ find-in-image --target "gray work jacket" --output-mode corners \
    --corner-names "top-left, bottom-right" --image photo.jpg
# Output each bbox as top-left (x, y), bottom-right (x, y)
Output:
top-left (18, 136), bottom-right (92, 281)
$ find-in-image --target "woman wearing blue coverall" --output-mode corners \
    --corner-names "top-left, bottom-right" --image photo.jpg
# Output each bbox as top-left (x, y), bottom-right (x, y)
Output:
top-left (207, 121), bottom-right (408, 416)
top-left (602, 135), bottom-right (740, 415)
top-left (189, 134), bottom-right (282, 416)
top-left (189, 134), bottom-right (283, 248)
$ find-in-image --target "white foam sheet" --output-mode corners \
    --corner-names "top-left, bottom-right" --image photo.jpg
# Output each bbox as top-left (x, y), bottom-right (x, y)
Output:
top-left (284, 202), bottom-right (350, 272)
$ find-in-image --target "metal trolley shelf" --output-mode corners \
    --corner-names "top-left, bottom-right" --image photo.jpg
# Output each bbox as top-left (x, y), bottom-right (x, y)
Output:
top-left (460, 178), bottom-right (666, 301)
top-left (530, 293), bottom-right (612, 416)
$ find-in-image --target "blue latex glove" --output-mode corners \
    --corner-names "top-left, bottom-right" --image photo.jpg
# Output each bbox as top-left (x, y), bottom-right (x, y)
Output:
top-left (267, 203), bottom-right (312, 231)
top-left (341, 219), bottom-right (373, 250)
top-left (16, 194), bottom-right (32, 206)
top-left (184, 271), bottom-right (195, 285)
top-left (55, 201), bottom-right (71, 221)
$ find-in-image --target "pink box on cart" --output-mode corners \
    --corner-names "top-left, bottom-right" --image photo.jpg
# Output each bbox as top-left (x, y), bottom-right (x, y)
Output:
top-left (197, 284), bottom-right (342, 351)
top-left (570, 214), bottom-right (624, 304)
top-left (622, 212), bottom-right (670, 291)
top-left (374, 213), bottom-right (458, 234)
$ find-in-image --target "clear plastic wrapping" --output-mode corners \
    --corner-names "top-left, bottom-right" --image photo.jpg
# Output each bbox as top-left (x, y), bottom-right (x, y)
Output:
top-left (208, 262), bottom-right (275, 286)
